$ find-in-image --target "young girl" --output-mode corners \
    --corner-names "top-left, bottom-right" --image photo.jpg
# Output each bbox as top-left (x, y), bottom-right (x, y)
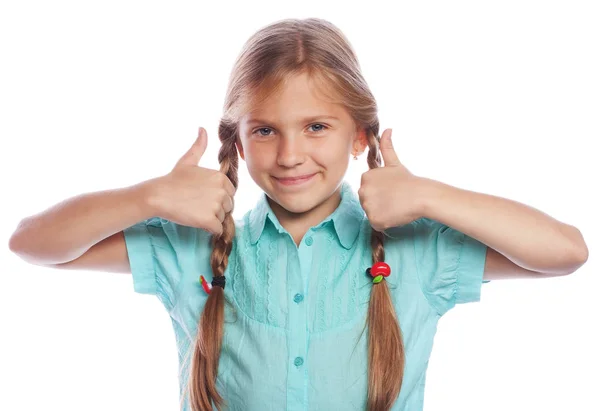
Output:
top-left (10, 18), bottom-right (589, 411)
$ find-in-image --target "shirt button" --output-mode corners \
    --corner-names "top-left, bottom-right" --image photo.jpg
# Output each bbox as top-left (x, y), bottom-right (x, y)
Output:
top-left (294, 357), bottom-right (304, 367)
top-left (304, 236), bottom-right (313, 246)
top-left (293, 293), bottom-right (304, 303)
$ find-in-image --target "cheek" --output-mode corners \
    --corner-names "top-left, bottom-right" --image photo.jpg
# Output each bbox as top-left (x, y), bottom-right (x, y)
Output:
top-left (244, 144), bottom-right (272, 169)
top-left (311, 150), bottom-right (349, 174)
top-left (317, 138), bottom-right (351, 165)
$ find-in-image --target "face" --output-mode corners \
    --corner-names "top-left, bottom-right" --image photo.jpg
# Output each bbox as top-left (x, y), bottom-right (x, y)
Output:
top-left (237, 71), bottom-right (367, 219)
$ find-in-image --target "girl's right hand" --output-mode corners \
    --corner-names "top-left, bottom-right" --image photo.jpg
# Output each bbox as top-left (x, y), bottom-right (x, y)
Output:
top-left (148, 127), bottom-right (236, 236)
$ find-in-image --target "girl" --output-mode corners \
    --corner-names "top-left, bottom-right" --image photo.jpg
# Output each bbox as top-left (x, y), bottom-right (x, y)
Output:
top-left (9, 18), bottom-right (589, 411)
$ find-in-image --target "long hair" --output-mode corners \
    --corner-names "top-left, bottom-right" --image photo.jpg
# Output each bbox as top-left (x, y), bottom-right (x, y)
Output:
top-left (186, 18), bottom-right (405, 411)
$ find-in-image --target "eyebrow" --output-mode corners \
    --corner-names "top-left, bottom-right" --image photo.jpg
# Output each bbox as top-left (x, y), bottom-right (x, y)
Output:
top-left (246, 115), bottom-right (340, 125)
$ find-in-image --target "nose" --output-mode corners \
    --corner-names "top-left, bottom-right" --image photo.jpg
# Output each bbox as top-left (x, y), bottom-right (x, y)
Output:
top-left (276, 135), bottom-right (306, 168)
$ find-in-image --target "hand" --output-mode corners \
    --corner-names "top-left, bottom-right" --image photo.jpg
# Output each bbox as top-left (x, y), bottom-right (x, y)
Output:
top-left (358, 129), bottom-right (428, 232)
top-left (148, 127), bottom-right (236, 235)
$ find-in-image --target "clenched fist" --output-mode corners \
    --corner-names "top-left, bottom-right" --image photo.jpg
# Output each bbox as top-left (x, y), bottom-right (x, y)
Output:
top-left (148, 127), bottom-right (236, 235)
top-left (358, 129), bottom-right (429, 232)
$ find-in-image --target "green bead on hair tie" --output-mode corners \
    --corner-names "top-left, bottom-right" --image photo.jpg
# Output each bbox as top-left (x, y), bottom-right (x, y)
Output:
top-left (372, 275), bottom-right (384, 284)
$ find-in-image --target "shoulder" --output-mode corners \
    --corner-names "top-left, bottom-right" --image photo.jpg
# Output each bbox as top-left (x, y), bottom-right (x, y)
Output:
top-left (146, 212), bottom-right (252, 244)
top-left (381, 217), bottom-right (459, 246)
top-left (126, 216), bottom-right (209, 252)
top-left (409, 216), bottom-right (451, 235)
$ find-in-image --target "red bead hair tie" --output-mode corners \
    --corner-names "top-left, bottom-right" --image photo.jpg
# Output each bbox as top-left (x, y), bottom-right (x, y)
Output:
top-left (365, 262), bottom-right (391, 284)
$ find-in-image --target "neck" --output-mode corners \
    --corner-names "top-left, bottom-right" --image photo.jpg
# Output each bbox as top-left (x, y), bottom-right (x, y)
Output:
top-left (268, 187), bottom-right (342, 246)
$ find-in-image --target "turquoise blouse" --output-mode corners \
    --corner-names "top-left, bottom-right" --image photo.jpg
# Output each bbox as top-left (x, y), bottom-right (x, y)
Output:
top-left (123, 180), bottom-right (489, 411)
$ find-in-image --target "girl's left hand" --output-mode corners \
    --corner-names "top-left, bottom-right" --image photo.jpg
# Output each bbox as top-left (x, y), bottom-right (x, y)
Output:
top-left (358, 129), bottom-right (429, 232)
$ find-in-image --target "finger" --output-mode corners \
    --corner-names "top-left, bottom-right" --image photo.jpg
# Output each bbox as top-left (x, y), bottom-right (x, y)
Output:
top-left (175, 127), bottom-right (208, 168)
top-left (379, 129), bottom-right (400, 167)
top-left (222, 194), bottom-right (234, 214)
top-left (206, 218), bottom-right (223, 236)
top-left (216, 205), bottom-right (225, 223)
top-left (223, 176), bottom-right (236, 198)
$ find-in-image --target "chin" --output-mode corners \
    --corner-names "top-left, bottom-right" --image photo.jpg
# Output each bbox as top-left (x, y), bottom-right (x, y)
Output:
top-left (269, 187), bottom-right (324, 214)
top-left (275, 194), bottom-right (321, 214)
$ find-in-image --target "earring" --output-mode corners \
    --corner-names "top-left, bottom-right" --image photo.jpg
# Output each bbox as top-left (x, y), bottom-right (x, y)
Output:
top-left (353, 153), bottom-right (358, 160)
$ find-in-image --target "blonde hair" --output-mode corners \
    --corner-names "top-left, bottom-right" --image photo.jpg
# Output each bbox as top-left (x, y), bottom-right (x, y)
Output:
top-left (186, 18), bottom-right (405, 411)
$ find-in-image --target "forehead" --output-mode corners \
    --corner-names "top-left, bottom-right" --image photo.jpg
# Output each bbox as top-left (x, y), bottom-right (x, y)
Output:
top-left (239, 72), bottom-right (349, 125)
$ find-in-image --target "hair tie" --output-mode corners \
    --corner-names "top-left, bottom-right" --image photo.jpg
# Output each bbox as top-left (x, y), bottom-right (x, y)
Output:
top-left (365, 262), bottom-right (391, 284)
top-left (199, 275), bottom-right (226, 294)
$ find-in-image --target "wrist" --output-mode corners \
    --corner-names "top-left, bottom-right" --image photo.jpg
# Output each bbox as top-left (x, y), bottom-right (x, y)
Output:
top-left (132, 177), bottom-right (164, 219)
top-left (417, 177), bottom-right (445, 219)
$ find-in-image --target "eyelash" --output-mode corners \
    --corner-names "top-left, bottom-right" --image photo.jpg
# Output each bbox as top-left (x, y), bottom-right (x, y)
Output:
top-left (251, 123), bottom-right (329, 137)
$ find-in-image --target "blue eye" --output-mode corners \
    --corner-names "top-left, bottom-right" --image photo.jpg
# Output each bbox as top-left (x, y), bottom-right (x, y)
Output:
top-left (252, 123), bottom-right (328, 137)
top-left (254, 127), bottom-right (273, 137)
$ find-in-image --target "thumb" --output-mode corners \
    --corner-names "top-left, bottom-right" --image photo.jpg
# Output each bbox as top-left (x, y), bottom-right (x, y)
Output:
top-left (379, 129), bottom-right (400, 167)
top-left (175, 127), bottom-right (208, 168)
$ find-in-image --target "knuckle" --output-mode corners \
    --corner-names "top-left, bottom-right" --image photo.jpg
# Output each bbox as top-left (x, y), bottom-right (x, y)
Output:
top-left (219, 172), bottom-right (229, 184)
top-left (220, 189), bottom-right (229, 203)
top-left (213, 201), bottom-right (222, 215)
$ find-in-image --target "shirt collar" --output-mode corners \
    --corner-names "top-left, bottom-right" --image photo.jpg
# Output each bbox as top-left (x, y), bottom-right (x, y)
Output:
top-left (248, 180), bottom-right (364, 249)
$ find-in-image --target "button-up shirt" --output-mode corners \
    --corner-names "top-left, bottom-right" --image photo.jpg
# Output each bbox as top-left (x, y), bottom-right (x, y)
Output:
top-left (123, 180), bottom-right (488, 410)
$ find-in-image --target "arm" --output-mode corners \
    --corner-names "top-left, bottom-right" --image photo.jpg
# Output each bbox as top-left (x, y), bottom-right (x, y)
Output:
top-left (8, 178), bottom-right (160, 266)
top-left (419, 178), bottom-right (589, 279)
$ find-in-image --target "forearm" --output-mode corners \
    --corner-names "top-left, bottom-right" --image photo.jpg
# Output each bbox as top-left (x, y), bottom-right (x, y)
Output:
top-left (9, 178), bottom-right (159, 265)
top-left (420, 177), bottom-right (589, 275)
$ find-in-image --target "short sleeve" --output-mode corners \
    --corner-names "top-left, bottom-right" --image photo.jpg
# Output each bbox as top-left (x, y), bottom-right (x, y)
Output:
top-left (412, 217), bottom-right (488, 316)
top-left (122, 217), bottom-right (210, 312)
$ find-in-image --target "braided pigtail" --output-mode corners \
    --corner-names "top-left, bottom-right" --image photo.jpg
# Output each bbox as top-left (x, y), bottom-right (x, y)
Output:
top-left (365, 130), bottom-right (406, 411)
top-left (187, 121), bottom-right (239, 411)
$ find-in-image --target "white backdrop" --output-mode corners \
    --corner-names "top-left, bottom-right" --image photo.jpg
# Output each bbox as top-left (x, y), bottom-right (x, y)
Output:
top-left (2, 1), bottom-right (598, 410)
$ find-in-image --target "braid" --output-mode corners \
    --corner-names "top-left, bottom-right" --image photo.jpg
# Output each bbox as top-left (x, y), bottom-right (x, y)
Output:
top-left (187, 123), bottom-right (239, 411)
top-left (365, 129), bottom-right (406, 411)
top-left (366, 130), bottom-right (386, 263)
top-left (210, 130), bottom-right (239, 273)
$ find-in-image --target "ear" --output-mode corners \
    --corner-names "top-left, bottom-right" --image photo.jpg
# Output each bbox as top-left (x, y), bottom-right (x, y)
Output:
top-left (235, 138), bottom-right (245, 161)
top-left (352, 127), bottom-right (368, 156)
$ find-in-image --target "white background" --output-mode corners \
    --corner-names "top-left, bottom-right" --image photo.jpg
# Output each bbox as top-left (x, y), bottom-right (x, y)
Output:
top-left (2, 1), bottom-right (598, 410)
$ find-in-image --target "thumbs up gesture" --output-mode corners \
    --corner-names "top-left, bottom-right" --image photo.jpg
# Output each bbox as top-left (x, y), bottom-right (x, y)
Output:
top-left (358, 129), bottom-right (428, 232)
top-left (148, 127), bottom-right (236, 235)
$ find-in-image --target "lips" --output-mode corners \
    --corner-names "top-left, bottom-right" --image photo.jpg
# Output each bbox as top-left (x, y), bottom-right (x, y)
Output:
top-left (275, 173), bottom-right (316, 181)
top-left (273, 172), bottom-right (317, 186)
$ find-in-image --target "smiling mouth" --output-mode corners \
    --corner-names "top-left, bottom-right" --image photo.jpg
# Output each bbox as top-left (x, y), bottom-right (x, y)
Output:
top-left (275, 173), bottom-right (316, 180)
top-left (273, 173), bottom-right (317, 185)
